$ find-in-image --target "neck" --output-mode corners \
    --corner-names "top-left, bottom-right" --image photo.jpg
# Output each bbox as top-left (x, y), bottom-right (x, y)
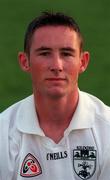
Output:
top-left (34, 89), bottom-right (79, 143)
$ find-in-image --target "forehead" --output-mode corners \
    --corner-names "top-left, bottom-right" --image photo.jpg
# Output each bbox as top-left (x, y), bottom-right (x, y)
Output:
top-left (31, 26), bottom-right (80, 48)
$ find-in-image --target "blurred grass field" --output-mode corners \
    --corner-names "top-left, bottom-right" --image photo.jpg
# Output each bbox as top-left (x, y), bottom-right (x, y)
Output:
top-left (0, 0), bottom-right (110, 111)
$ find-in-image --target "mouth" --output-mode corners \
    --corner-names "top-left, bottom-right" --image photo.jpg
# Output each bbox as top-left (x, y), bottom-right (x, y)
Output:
top-left (46, 78), bottom-right (66, 81)
top-left (45, 78), bottom-right (67, 86)
top-left (45, 78), bottom-right (67, 84)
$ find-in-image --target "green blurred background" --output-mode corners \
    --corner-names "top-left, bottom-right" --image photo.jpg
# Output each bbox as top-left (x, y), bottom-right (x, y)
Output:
top-left (0, 0), bottom-right (110, 111)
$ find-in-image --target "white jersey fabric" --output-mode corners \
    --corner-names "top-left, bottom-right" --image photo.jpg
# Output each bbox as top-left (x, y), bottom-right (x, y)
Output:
top-left (0, 90), bottom-right (110, 180)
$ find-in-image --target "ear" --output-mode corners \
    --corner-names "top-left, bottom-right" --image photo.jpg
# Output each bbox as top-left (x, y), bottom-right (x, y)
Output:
top-left (18, 52), bottom-right (30, 72)
top-left (79, 51), bottom-right (90, 74)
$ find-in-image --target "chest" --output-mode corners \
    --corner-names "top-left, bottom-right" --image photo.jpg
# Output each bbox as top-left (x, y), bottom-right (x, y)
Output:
top-left (15, 130), bottom-right (100, 180)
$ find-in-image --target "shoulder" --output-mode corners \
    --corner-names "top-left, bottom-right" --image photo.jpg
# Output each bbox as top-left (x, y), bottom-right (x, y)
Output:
top-left (80, 90), bottom-right (110, 141)
top-left (79, 91), bottom-right (110, 150)
top-left (80, 90), bottom-right (110, 124)
top-left (0, 96), bottom-right (32, 176)
top-left (1, 95), bottom-right (33, 118)
top-left (0, 95), bottom-right (33, 131)
top-left (80, 90), bottom-right (110, 115)
top-left (0, 95), bottom-right (34, 152)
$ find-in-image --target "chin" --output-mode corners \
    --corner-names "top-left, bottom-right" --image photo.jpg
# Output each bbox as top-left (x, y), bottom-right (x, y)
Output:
top-left (46, 90), bottom-right (66, 99)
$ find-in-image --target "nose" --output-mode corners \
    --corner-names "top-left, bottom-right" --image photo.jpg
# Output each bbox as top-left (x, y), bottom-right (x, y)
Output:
top-left (49, 54), bottom-right (63, 74)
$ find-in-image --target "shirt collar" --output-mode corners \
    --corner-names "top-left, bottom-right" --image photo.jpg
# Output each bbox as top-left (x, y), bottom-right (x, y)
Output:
top-left (64, 90), bottom-right (95, 135)
top-left (17, 95), bottom-right (45, 136)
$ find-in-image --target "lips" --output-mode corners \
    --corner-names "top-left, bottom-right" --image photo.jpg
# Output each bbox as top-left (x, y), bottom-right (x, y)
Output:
top-left (46, 78), bottom-right (66, 81)
top-left (45, 78), bottom-right (67, 87)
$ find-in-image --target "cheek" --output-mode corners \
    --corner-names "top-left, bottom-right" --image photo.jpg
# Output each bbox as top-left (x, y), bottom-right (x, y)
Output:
top-left (30, 60), bottom-right (44, 74)
top-left (30, 62), bottom-right (47, 84)
top-left (66, 63), bottom-right (80, 78)
top-left (69, 71), bottom-right (79, 82)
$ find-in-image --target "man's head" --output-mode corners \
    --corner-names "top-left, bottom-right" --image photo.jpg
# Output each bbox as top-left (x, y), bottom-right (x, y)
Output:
top-left (24, 11), bottom-right (83, 56)
top-left (19, 11), bottom-right (89, 100)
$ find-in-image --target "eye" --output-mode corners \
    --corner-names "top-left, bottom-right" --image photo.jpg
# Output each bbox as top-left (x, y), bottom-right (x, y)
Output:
top-left (38, 51), bottom-right (50, 56)
top-left (61, 51), bottom-right (74, 57)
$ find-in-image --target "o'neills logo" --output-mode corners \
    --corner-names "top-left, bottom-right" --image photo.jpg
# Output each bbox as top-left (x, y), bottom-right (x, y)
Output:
top-left (46, 151), bottom-right (68, 160)
top-left (20, 153), bottom-right (42, 177)
top-left (73, 146), bottom-right (97, 180)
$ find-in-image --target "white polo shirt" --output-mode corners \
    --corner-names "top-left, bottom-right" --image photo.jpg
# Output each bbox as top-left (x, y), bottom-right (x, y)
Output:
top-left (0, 91), bottom-right (110, 180)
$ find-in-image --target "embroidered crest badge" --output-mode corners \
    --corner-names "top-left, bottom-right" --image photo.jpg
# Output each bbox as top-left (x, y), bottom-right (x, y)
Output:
top-left (20, 153), bottom-right (42, 177)
top-left (73, 146), bottom-right (96, 180)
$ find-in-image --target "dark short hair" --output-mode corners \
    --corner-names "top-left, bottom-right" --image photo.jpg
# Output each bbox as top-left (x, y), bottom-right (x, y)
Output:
top-left (24, 11), bottom-right (83, 55)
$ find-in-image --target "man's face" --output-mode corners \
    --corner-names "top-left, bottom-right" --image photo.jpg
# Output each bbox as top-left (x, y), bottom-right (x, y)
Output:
top-left (21, 26), bottom-right (89, 99)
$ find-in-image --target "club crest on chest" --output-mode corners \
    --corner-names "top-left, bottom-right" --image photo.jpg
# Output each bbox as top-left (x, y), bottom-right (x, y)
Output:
top-left (73, 146), bottom-right (97, 180)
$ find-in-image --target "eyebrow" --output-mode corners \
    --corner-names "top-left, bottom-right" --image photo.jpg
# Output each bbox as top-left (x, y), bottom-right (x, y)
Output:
top-left (35, 46), bottom-right (52, 52)
top-left (35, 46), bottom-right (76, 53)
top-left (60, 47), bottom-right (76, 53)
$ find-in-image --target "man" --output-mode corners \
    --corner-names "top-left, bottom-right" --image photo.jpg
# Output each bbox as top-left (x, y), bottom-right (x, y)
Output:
top-left (0, 12), bottom-right (110, 180)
